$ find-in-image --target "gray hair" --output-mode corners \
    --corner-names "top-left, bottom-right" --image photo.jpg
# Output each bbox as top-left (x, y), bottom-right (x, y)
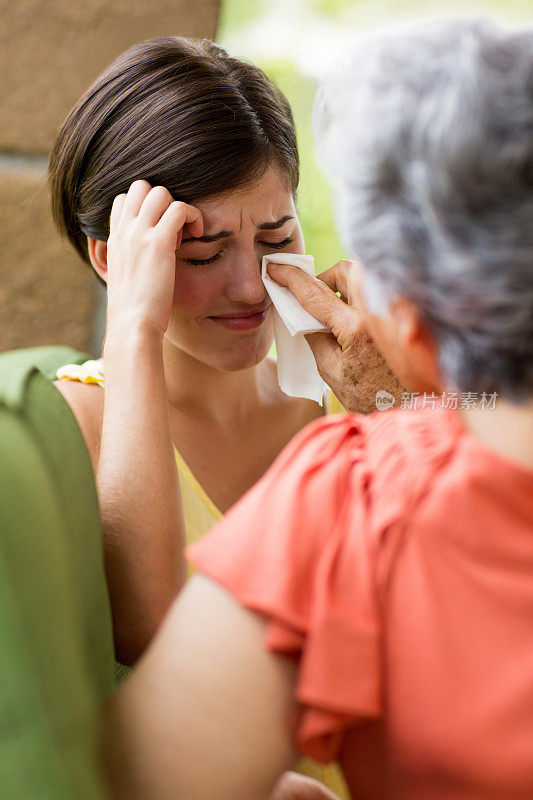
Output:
top-left (314, 17), bottom-right (533, 402)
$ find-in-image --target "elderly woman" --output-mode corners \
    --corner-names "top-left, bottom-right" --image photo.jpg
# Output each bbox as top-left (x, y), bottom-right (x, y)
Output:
top-left (103, 17), bottom-right (533, 800)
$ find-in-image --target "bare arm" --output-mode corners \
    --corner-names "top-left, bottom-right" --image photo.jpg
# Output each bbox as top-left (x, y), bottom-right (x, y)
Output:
top-left (97, 324), bottom-right (184, 666)
top-left (102, 575), bottom-right (299, 800)
top-left (55, 333), bottom-right (186, 668)
top-left (61, 181), bottom-right (204, 665)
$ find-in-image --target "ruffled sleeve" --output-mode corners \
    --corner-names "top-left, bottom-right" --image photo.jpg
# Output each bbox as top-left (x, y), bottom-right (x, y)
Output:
top-left (56, 359), bottom-right (105, 387)
top-left (187, 414), bottom-right (383, 764)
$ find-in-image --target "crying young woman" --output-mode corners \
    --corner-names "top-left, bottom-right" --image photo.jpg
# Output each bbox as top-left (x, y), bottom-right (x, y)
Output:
top-left (50, 36), bottom-right (400, 800)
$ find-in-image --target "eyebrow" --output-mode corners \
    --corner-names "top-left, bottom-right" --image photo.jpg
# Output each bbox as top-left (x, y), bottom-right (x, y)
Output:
top-left (180, 215), bottom-right (295, 243)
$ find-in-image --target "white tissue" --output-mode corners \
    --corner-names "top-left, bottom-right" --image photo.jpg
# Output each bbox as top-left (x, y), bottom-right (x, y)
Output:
top-left (261, 253), bottom-right (329, 405)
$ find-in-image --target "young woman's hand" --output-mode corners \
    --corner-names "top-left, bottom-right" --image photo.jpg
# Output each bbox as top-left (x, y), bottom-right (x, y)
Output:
top-left (106, 179), bottom-right (204, 339)
top-left (267, 259), bottom-right (405, 413)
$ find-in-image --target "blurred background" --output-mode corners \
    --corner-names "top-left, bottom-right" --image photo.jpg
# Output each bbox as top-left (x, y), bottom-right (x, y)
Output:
top-left (1, 0), bottom-right (531, 357)
top-left (218, 0), bottom-right (532, 268)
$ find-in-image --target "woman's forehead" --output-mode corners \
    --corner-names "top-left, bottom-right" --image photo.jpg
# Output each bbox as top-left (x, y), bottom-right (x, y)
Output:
top-left (194, 170), bottom-right (297, 232)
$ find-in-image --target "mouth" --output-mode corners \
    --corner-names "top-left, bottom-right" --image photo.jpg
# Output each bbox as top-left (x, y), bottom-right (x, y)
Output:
top-left (206, 303), bottom-right (272, 331)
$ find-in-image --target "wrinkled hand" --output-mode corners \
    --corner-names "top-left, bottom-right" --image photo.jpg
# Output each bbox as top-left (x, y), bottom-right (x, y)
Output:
top-left (106, 179), bottom-right (204, 339)
top-left (270, 771), bottom-right (341, 800)
top-left (267, 259), bottom-right (405, 414)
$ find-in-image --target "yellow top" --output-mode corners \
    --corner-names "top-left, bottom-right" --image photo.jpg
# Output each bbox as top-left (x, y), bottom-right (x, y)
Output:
top-left (56, 358), bottom-right (350, 799)
top-left (56, 358), bottom-right (345, 548)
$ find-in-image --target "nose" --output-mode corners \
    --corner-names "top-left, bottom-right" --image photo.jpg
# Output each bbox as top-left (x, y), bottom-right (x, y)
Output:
top-left (224, 254), bottom-right (266, 306)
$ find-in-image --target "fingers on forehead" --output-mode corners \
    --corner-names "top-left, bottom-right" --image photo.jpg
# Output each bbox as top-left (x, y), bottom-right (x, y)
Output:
top-left (109, 193), bottom-right (127, 227)
top-left (129, 179), bottom-right (152, 194)
top-left (143, 185), bottom-right (176, 209)
top-left (159, 201), bottom-right (201, 226)
top-left (122, 179), bottom-right (152, 214)
top-left (138, 190), bottom-right (175, 227)
top-left (110, 193), bottom-right (126, 213)
top-left (182, 204), bottom-right (204, 233)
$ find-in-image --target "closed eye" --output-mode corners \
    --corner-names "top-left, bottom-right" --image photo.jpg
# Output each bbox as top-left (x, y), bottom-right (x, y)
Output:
top-left (259, 237), bottom-right (293, 249)
top-left (185, 237), bottom-right (294, 266)
top-left (186, 252), bottom-right (223, 266)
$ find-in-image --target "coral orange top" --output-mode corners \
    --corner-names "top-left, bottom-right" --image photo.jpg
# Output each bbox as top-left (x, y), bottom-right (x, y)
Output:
top-left (188, 407), bottom-right (533, 800)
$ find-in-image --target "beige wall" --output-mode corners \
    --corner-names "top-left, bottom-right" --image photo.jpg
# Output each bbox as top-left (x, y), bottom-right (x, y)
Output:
top-left (0, 0), bottom-right (222, 356)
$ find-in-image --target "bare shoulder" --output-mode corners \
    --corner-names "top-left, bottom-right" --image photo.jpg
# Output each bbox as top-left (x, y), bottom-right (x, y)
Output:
top-left (53, 379), bottom-right (104, 469)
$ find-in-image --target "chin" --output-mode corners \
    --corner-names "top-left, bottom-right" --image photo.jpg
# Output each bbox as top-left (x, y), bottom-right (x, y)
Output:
top-left (213, 341), bottom-right (272, 372)
top-left (204, 320), bottom-right (275, 372)
top-left (166, 318), bottom-right (274, 372)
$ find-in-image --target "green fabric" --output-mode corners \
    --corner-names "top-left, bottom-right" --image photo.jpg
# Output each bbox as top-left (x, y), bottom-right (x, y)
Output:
top-left (0, 345), bottom-right (91, 383)
top-left (0, 348), bottom-right (115, 800)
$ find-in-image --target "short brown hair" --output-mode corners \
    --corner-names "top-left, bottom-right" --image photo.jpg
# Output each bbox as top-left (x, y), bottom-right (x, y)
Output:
top-left (49, 37), bottom-right (299, 269)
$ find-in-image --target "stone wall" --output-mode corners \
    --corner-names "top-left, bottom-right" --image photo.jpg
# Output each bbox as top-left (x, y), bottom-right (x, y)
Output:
top-left (0, 0), bottom-right (222, 356)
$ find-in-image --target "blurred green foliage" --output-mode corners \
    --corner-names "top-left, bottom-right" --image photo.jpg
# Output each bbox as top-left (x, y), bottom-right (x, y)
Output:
top-left (312, 0), bottom-right (359, 18)
top-left (264, 59), bottom-right (345, 272)
top-left (218, 4), bottom-right (347, 274)
top-left (219, 0), bottom-right (533, 274)
top-left (217, 0), bottom-right (264, 37)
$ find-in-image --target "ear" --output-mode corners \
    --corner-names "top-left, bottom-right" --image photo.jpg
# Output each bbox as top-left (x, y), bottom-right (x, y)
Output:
top-left (87, 237), bottom-right (109, 285)
top-left (393, 298), bottom-right (443, 393)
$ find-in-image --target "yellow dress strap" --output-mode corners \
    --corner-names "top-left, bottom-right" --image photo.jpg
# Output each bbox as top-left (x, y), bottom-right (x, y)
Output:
top-left (173, 447), bottom-right (222, 523)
